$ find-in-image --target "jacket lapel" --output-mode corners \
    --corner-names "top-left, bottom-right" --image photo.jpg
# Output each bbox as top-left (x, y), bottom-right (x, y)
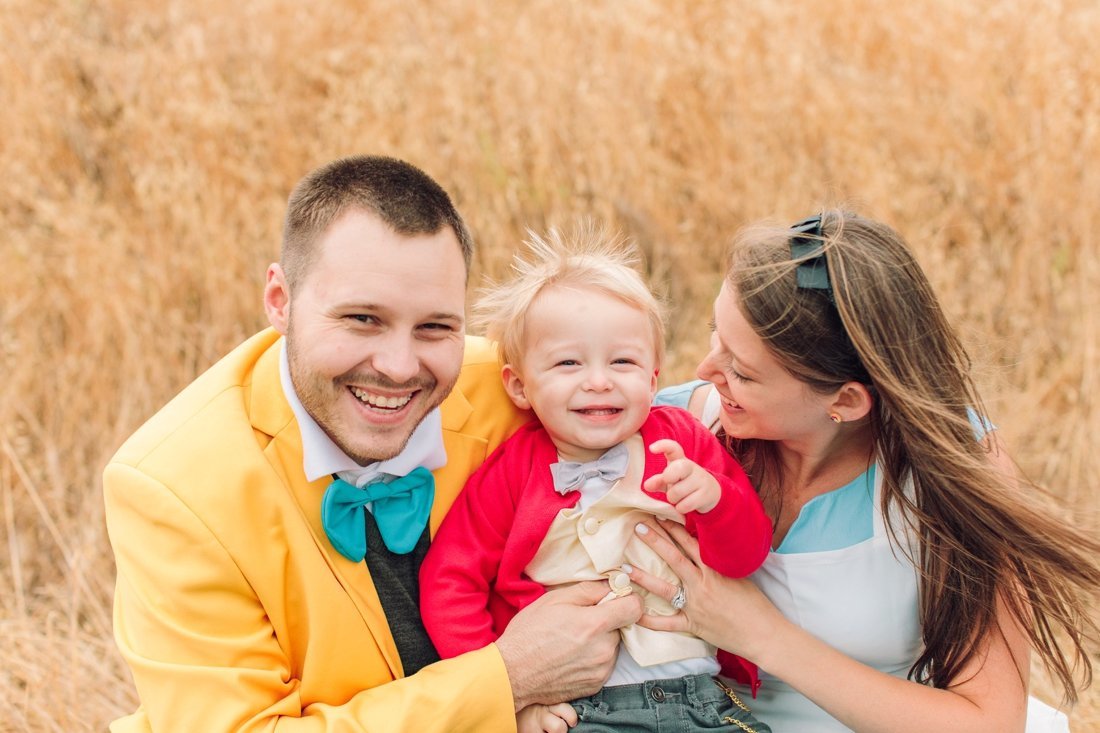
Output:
top-left (431, 384), bottom-right (490, 534)
top-left (249, 334), bottom-right (404, 678)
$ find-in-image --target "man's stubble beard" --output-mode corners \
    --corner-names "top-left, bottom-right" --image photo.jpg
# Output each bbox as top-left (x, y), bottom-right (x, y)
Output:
top-left (285, 325), bottom-right (457, 466)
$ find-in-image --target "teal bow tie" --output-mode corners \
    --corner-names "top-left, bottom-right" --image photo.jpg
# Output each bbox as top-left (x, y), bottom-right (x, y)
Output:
top-left (320, 466), bottom-right (435, 561)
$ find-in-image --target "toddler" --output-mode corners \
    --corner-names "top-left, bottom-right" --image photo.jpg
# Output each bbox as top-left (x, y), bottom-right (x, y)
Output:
top-left (420, 227), bottom-right (773, 733)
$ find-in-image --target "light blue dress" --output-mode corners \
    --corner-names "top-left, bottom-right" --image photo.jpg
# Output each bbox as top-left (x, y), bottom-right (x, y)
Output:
top-left (654, 382), bottom-right (1069, 733)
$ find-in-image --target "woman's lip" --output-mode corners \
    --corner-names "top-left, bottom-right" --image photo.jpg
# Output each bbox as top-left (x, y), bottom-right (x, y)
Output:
top-left (718, 393), bottom-right (742, 411)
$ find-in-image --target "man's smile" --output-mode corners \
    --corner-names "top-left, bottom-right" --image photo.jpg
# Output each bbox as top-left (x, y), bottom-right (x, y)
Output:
top-left (349, 386), bottom-right (416, 410)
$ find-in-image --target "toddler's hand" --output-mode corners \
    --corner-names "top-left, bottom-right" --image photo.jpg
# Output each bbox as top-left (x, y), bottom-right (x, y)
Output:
top-left (644, 439), bottom-right (721, 514)
top-left (516, 702), bottom-right (579, 733)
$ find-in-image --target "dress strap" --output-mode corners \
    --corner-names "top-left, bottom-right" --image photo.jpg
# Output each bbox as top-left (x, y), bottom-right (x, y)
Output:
top-left (872, 463), bottom-right (922, 567)
top-left (701, 385), bottom-right (721, 431)
top-left (870, 462), bottom-right (886, 536)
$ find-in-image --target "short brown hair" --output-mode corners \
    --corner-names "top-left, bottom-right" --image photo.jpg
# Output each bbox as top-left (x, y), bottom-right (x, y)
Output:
top-left (281, 155), bottom-right (473, 289)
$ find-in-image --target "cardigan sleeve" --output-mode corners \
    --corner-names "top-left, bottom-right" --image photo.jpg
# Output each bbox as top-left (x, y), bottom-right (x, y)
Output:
top-left (653, 407), bottom-right (772, 579)
top-left (420, 435), bottom-right (524, 659)
top-left (644, 407), bottom-right (770, 693)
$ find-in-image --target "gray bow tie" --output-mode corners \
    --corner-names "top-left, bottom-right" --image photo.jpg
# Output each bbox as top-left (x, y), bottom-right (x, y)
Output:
top-left (549, 442), bottom-right (630, 494)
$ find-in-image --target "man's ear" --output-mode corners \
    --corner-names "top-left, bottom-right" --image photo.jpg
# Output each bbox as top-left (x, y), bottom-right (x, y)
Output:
top-left (827, 381), bottom-right (874, 423)
top-left (500, 364), bottom-right (531, 411)
top-left (264, 263), bottom-right (291, 334)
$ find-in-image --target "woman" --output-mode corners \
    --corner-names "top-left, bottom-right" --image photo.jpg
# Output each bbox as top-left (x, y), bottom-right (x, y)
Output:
top-left (627, 210), bottom-right (1100, 732)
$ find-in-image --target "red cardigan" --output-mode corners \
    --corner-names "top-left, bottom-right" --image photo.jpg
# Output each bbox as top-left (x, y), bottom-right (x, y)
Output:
top-left (420, 405), bottom-right (772, 691)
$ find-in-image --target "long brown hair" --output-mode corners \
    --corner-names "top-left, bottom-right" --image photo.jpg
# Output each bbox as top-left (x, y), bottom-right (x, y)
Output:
top-left (724, 209), bottom-right (1100, 701)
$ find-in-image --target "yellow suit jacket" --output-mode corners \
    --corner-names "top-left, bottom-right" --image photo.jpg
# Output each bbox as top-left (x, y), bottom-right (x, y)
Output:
top-left (104, 329), bottom-right (527, 732)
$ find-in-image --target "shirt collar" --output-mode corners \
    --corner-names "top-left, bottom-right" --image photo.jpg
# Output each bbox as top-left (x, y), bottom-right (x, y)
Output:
top-left (279, 342), bottom-right (446, 485)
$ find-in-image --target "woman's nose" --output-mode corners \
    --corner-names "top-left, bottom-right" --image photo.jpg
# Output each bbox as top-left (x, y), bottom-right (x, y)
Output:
top-left (696, 347), bottom-right (722, 384)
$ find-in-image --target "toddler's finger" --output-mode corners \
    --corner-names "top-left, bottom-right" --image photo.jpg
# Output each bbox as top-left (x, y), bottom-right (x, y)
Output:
top-left (643, 473), bottom-right (670, 494)
top-left (547, 702), bottom-right (579, 727)
top-left (648, 438), bottom-right (686, 463)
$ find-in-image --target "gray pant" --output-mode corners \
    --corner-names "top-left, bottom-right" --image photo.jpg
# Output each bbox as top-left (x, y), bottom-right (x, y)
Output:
top-left (570, 673), bottom-right (772, 733)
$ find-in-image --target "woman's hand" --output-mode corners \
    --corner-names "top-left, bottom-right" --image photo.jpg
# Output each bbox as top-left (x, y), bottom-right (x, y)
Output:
top-left (626, 520), bottom-right (1032, 733)
top-left (624, 518), bottom-right (783, 662)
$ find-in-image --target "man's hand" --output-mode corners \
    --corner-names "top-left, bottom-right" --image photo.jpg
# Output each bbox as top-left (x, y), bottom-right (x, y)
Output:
top-left (495, 581), bottom-right (643, 711)
top-left (643, 439), bottom-right (721, 514)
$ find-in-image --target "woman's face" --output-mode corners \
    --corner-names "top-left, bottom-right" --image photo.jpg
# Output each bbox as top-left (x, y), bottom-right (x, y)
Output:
top-left (697, 282), bottom-right (827, 442)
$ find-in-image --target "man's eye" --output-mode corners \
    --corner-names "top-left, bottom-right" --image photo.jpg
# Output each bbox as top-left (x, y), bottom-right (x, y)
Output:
top-left (417, 322), bottom-right (461, 339)
top-left (348, 314), bottom-right (379, 325)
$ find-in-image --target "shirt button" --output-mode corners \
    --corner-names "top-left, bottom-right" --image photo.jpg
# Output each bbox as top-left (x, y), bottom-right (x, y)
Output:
top-left (650, 686), bottom-right (666, 702)
top-left (609, 572), bottom-right (631, 594)
top-left (583, 517), bottom-right (600, 534)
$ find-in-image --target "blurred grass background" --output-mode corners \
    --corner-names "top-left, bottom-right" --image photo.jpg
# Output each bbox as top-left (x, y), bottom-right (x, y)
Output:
top-left (1, 0), bottom-right (1097, 730)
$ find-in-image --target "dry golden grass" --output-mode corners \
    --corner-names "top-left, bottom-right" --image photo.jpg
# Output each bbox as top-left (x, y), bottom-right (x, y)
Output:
top-left (1, 0), bottom-right (1097, 730)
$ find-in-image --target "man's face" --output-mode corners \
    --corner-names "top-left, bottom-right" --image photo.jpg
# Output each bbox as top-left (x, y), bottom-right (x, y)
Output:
top-left (265, 208), bottom-right (466, 465)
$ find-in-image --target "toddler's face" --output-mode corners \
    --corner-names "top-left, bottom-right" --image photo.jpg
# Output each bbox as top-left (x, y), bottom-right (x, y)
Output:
top-left (503, 286), bottom-right (659, 463)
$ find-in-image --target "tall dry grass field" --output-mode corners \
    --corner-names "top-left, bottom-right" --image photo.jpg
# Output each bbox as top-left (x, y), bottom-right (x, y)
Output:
top-left (1, 0), bottom-right (1097, 730)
